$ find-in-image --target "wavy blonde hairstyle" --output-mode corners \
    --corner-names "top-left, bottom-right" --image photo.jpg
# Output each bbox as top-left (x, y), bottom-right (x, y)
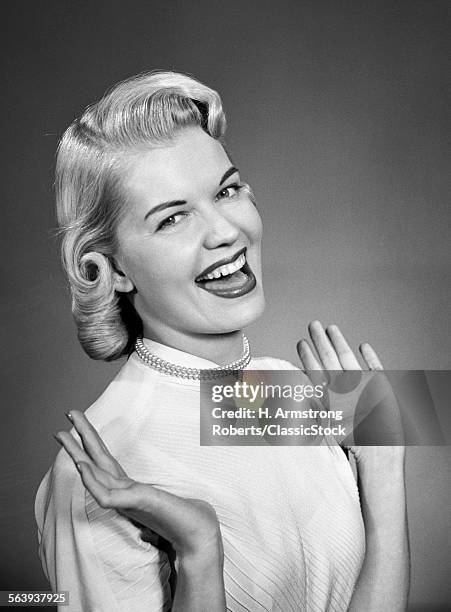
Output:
top-left (56, 71), bottom-right (227, 361)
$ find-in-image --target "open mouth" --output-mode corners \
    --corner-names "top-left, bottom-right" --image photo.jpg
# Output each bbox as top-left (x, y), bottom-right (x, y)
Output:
top-left (195, 249), bottom-right (257, 298)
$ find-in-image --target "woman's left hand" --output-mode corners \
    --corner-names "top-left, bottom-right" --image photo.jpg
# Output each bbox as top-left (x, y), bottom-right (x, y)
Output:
top-left (296, 320), bottom-right (404, 463)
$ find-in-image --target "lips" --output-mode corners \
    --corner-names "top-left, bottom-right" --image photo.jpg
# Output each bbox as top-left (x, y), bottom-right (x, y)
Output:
top-left (195, 248), bottom-right (257, 299)
top-left (195, 247), bottom-right (246, 281)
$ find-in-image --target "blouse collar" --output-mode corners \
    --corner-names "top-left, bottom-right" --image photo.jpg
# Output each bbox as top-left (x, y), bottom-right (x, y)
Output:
top-left (141, 337), bottom-right (221, 370)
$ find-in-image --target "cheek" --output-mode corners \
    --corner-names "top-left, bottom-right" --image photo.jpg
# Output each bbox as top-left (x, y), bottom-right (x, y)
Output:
top-left (230, 200), bottom-right (263, 243)
top-left (247, 206), bottom-right (263, 243)
top-left (115, 238), bottom-right (158, 290)
top-left (120, 240), bottom-right (195, 293)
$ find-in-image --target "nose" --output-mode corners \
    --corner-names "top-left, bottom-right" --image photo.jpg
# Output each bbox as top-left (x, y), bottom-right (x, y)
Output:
top-left (201, 206), bottom-right (241, 250)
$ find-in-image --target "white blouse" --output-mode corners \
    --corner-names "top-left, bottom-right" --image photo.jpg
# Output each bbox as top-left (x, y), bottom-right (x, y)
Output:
top-left (35, 340), bottom-right (365, 611)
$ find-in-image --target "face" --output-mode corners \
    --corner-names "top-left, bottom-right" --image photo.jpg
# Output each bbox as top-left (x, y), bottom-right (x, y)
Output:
top-left (113, 126), bottom-right (265, 344)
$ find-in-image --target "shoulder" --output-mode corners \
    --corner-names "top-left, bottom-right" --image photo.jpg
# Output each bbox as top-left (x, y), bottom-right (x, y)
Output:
top-left (36, 356), bottom-right (155, 516)
top-left (35, 443), bottom-right (83, 526)
top-left (77, 355), bottom-right (164, 453)
top-left (85, 354), bottom-right (154, 422)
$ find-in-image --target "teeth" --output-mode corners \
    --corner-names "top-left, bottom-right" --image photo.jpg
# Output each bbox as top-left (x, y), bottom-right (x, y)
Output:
top-left (197, 253), bottom-right (246, 281)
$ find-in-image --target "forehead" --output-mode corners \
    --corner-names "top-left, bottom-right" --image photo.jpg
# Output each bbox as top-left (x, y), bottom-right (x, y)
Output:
top-left (121, 127), bottom-right (232, 205)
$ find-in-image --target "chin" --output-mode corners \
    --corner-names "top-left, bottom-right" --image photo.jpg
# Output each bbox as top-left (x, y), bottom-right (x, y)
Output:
top-left (219, 291), bottom-right (266, 333)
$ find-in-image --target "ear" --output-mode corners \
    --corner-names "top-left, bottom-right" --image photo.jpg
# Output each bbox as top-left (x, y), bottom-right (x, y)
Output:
top-left (113, 272), bottom-right (135, 293)
top-left (111, 257), bottom-right (135, 293)
top-left (80, 251), bottom-right (136, 293)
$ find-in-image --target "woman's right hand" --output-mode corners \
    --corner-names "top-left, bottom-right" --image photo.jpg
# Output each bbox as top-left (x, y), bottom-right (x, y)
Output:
top-left (56, 411), bottom-right (227, 611)
top-left (54, 411), bottom-right (223, 563)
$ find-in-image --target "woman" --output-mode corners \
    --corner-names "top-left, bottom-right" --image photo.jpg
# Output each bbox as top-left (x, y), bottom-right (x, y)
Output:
top-left (35, 71), bottom-right (409, 611)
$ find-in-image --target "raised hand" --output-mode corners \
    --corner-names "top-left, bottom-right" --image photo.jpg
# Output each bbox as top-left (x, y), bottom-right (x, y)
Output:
top-left (297, 320), bottom-right (382, 373)
top-left (296, 321), bottom-right (404, 460)
top-left (54, 411), bottom-right (222, 560)
top-left (55, 412), bottom-right (227, 610)
top-left (297, 322), bottom-right (409, 610)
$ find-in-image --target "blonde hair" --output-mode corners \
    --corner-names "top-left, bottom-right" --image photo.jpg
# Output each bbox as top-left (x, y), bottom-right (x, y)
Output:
top-left (56, 71), bottom-right (227, 361)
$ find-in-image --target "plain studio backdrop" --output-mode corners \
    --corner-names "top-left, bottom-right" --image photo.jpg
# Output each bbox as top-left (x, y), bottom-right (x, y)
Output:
top-left (0, 1), bottom-right (450, 610)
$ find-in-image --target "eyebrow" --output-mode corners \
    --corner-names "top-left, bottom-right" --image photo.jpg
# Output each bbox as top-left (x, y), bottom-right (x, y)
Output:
top-left (219, 166), bottom-right (239, 186)
top-left (144, 166), bottom-right (240, 220)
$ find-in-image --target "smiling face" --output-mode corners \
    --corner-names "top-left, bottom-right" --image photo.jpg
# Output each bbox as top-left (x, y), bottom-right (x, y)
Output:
top-left (113, 127), bottom-right (265, 348)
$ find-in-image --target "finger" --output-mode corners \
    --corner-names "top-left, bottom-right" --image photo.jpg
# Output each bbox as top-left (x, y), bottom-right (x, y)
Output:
top-left (78, 475), bottom-right (182, 536)
top-left (55, 432), bottom-right (119, 488)
top-left (309, 320), bottom-right (342, 370)
top-left (83, 456), bottom-right (130, 488)
top-left (77, 462), bottom-right (140, 508)
top-left (297, 339), bottom-right (322, 370)
top-left (296, 339), bottom-right (329, 388)
top-left (55, 430), bottom-right (92, 466)
top-left (76, 471), bottom-right (218, 552)
top-left (326, 325), bottom-right (361, 370)
top-left (68, 411), bottom-right (126, 476)
top-left (77, 462), bottom-right (121, 508)
top-left (359, 343), bottom-right (384, 371)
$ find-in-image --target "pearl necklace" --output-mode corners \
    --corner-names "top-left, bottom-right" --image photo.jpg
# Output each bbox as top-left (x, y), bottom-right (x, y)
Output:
top-left (134, 335), bottom-right (251, 380)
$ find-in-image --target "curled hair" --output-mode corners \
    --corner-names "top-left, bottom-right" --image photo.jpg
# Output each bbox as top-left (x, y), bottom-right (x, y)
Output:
top-left (56, 71), bottom-right (227, 360)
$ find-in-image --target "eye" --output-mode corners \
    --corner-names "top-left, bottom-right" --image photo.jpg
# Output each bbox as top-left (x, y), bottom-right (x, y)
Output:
top-left (215, 183), bottom-right (243, 201)
top-left (156, 211), bottom-right (188, 231)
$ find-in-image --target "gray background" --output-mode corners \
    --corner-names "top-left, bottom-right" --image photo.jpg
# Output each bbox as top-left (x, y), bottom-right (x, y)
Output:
top-left (1, 1), bottom-right (450, 610)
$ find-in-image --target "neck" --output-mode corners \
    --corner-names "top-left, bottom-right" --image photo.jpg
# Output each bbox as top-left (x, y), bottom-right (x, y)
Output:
top-left (141, 326), bottom-right (245, 366)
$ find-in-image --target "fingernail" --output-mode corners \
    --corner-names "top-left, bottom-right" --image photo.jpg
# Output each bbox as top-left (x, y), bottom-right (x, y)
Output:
top-left (65, 412), bottom-right (73, 422)
top-left (53, 433), bottom-right (61, 444)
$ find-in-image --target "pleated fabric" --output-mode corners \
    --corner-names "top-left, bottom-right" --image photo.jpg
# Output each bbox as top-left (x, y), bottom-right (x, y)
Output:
top-left (35, 340), bottom-right (365, 611)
